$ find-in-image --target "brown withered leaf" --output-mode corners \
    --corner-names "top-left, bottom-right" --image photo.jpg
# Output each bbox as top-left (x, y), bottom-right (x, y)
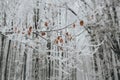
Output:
top-left (80, 20), bottom-right (84, 26)
top-left (57, 36), bottom-right (61, 40)
top-left (73, 23), bottom-right (76, 28)
top-left (28, 31), bottom-right (31, 36)
top-left (60, 38), bottom-right (63, 43)
top-left (44, 22), bottom-right (48, 27)
top-left (41, 32), bottom-right (46, 36)
top-left (66, 32), bottom-right (69, 36)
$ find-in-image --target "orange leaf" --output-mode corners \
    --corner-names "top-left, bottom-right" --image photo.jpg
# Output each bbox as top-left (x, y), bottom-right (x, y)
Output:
top-left (80, 20), bottom-right (84, 26)
top-left (41, 32), bottom-right (46, 36)
top-left (60, 38), bottom-right (63, 43)
top-left (57, 36), bottom-right (61, 40)
top-left (29, 26), bottom-right (32, 32)
top-left (29, 26), bottom-right (32, 30)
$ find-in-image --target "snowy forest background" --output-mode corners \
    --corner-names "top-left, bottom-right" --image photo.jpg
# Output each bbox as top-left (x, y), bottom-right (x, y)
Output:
top-left (0, 0), bottom-right (120, 80)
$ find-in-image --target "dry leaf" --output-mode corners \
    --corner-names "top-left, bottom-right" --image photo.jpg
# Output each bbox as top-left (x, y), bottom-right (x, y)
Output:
top-left (73, 23), bottom-right (76, 28)
top-left (60, 38), bottom-right (63, 43)
top-left (57, 36), bottom-right (61, 40)
top-left (66, 32), bottom-right (69, 36)
top-left (80, 20), bottom-right (84, 26)
top-left (28, 31), bottom-right (31, 36)
top-left (41, 32), bottom-right (46, 36)
top-left (29, 26), bottom-right (32, 32)
top-left (44, 22), bottom-right (48, 27)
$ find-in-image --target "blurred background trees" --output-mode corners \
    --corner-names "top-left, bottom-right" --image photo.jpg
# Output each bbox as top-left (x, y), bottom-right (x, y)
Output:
top-left (0, 0), bottom-right (120, 80)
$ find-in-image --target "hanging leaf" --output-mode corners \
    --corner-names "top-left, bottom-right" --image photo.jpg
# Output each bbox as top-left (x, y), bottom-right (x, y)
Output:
top-left (66, 32), bottom-right (72, 41)
top-left (57, 36), bottom-right (61, 40)
top-left (29, 26), bottom-right (32, 32)
top-left (28, 31), bottom-right (31, 36)
top-left (73, 23), bottom-right (76, 28)
top-left (55, 36), bottom-right (64, 44)
top-left (44, 22), bottom-right (48, 27)
top-left (28, 26), bottom-right (32, 36)
top-left (66, 32), bottom-right (69, 36)
top-left (29, 26), bottom-right (32, 30)
top-left (60, 38), bottom-right (63, 43)
top-left (80, 20), bottom-right (84, 26)
top-left (41, 32), bottom-right (46, 36)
